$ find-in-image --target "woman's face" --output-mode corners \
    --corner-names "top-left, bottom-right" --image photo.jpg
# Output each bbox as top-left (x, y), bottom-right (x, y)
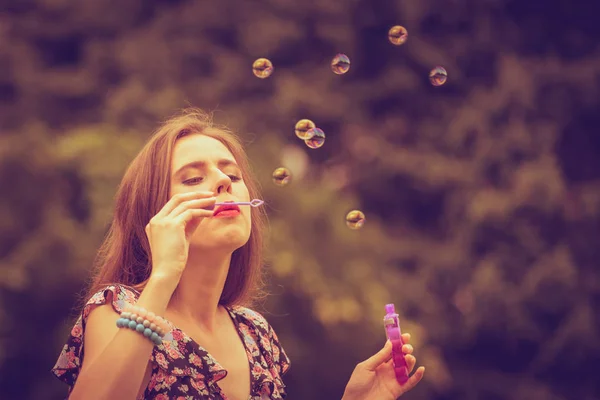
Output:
top-left (169, 133), bottom-right (251, 251)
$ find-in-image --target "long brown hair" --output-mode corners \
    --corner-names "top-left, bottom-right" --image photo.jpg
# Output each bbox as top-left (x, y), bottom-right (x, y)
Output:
top-left (82, 108), bottom-right (267, 308)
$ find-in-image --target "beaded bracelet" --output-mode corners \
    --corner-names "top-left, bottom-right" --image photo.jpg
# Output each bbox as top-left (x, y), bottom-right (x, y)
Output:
top-left (116, 304), bottom-right (170, 346)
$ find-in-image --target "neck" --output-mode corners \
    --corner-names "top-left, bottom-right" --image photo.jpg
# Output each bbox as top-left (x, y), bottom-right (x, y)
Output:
top-left (167, 248), bottom-right (232, 333)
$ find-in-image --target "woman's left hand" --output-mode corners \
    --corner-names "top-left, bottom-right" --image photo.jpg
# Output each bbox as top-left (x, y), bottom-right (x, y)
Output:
top-left (342, 333), bottom-right (425, 400)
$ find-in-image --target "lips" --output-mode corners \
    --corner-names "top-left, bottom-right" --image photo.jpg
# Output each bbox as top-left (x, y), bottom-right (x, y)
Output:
top-left (213, 202), bottom-right (241, 216)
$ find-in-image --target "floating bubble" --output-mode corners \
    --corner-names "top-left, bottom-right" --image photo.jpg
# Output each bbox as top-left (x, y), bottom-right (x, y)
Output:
top-left (331, 53), bottom-right (350, 75)
top-left (388, 25), bottom-right (408, 46)
top-left (345, 210), bottom-right (366, 230)
top-left (304, 127), bottom-right (325, 149)
top-left (295, 119), bottom-right (316, 140)
top-left (429, 66), bottom-right (447, 86)
top-left (252, 58), bottom-right (274, 79)
top-left (272, 167), bottom-right (291, 186)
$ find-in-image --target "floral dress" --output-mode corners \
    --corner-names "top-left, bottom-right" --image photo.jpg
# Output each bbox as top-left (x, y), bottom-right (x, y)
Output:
top-left (51, 284), bottom-right (291, 399)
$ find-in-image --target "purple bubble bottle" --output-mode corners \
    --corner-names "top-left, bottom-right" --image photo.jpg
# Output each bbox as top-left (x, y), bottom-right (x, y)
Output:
top-left (384, 303), bottom-right (409, 384)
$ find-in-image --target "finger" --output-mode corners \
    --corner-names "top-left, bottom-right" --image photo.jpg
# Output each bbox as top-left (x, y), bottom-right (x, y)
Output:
top-left (405, 354), bottom-right (416, 373)
top-left (362, 340), bottom-right (393, 371)
top-left (168, 197), bottom-right (217, 219)
top-left (156, 191), bottom-right (215, 217)
top-left (382, 358), bottom-right (394, 372)
top-left (398, 366), bottom-right (425, 394)
top-left (402, 344), bottom-right (413, 354)
top-left (401, 333), bottom-right (411, 344)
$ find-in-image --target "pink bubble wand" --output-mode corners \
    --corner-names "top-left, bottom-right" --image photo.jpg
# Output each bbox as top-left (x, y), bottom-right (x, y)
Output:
top-left (383, 303), bottom-right (409, 384)
top-left (214, 199), bottom-right (265, 207)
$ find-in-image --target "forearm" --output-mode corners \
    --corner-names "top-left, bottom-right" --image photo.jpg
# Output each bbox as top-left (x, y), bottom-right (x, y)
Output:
top-left (70, 276), bottom-right (177, 400)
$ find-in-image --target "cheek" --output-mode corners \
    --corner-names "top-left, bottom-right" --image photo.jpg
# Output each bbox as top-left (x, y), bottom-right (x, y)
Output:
top-left (238, 183), bottom-right (250, 200)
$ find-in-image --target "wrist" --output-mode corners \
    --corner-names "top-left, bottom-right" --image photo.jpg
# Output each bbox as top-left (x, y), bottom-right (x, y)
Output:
top-left (148, 270), bottom-right (181, 290)
top-left (341, 389), bottom-right (355, 400)
top-left (142, 273), bottom-right (179, 305)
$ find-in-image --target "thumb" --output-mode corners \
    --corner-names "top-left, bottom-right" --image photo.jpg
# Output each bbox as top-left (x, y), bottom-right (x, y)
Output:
top-left (362, 340), bottom-right (393, 371)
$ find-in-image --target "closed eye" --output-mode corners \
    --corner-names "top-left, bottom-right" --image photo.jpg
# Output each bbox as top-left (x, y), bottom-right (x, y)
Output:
top-left (183, 175), bottom-right (241, 185)
top-left (183, 177), bottom-right (203, 185)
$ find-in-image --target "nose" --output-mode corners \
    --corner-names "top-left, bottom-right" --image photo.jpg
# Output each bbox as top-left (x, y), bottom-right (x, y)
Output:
top-left (214, 170), bottom-right (232, 195)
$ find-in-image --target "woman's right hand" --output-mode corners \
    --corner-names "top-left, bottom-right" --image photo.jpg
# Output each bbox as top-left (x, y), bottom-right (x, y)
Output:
top-left (342, 335), bottom-right (424, 400)
top-left (145, 191), bottom-right (217, 281)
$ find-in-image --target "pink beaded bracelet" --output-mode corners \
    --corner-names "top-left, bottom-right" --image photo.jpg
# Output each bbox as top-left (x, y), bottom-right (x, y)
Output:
top-left (121, 304), bottom-right (170, 335)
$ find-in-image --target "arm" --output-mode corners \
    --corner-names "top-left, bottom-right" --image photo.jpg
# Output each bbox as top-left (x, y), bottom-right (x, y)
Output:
top-left (69, 276), bottom-right (177, 400)
top-left (69, 191), bottom-right (216, 398)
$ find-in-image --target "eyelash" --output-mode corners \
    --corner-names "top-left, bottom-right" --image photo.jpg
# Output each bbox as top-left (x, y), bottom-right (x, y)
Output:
top-left (183, 175), bottom-right (242, 185)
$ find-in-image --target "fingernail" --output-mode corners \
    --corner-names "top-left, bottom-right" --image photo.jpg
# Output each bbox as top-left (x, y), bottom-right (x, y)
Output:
top-left (204, 205), bottom-right (215, 211)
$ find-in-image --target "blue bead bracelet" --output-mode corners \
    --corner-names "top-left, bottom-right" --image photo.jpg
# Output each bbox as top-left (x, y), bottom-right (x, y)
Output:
top-left (116, 316), bottom-right (163, 345)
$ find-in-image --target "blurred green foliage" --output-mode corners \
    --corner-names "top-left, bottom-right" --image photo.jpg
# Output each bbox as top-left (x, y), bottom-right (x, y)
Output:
top-left (0, 0), bottom-right (599, 399)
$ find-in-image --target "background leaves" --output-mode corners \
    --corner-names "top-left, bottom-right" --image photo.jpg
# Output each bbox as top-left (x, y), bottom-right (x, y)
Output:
top-left (0, 0), bottom-right (598, 399)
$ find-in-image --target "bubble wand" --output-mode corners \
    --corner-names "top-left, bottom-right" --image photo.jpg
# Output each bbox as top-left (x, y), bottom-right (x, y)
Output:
top-left (383, 303), bottom-right (409, 384)
top-left (214, 199), bottom-right (265, 207)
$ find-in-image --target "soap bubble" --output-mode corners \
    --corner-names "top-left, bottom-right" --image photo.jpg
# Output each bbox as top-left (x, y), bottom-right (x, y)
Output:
top-left (295, 119), bottom-right (316, 140)
top-left (304, 128), bottom-right (325, 149)
top-left (272, 167), bottom-right (291, 186)
top-left (429, 66), bottom-right (447, 86)
top-left (388, 26), bottom-right (408, 46)
top-left (345, 210), bottom-right (366, 230)
top-left (331, 53), bottom-right (350, 75)
top-left (252, 58), bottom-right (274, 79)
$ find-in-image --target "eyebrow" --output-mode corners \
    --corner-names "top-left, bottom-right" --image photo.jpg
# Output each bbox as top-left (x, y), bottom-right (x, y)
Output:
top-left (173, 159), bottom-right (240, 178)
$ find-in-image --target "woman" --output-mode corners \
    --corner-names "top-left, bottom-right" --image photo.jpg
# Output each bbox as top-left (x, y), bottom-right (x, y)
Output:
top-left (51, 109), bottom-right (425, 400)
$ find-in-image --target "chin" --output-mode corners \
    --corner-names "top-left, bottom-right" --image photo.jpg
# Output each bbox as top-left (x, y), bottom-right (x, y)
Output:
top-left (191, 229), bottom-right (250, 251)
